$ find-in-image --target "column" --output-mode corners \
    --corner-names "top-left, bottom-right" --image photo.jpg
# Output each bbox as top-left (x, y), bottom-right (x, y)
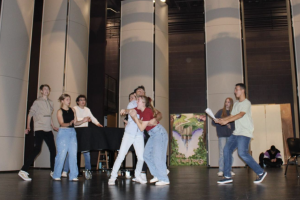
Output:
top-left (205, 0), bottom-right (245, 167)
top-left (35, 0), bottom-right (90, 168)
top-left (0, 0), bottom-right (35, 171)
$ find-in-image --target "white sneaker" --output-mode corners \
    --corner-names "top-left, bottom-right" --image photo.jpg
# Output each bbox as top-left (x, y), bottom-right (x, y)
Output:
top-left (53, 177), bottom-right (61, 181)
top-left (18, 170), bottom-right (32, 181)
top-left (50, 171), bottom-right (54, 178)
top-left (61, 171), bottom-right (68, 178)
top-left (125, 171), bottom-right (131, 179)
top-left (72, 177), bottom-right (79, 181)
top-left (150, 177), bottom-right (159, 183)
top-left (108, 178), bottom-right (116, 185)
top-left (155, 181), bottom-right (170, 186)
top-left (231, 171), bottom-right (235, 176)
top-left (217, 172), bottom-right (223, 177)
top-left (167, 169), bottom-right (170, 174)
top-left (140, 173), bottom-right (147, 181)
top-left (135, 175), bottom-right (147, 184)
top-left (132, 177), bottom-right (136, 182)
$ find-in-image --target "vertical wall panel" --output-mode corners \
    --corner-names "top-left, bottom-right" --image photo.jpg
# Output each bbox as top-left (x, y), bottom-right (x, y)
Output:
top-left (0, 0), bottom-right (34, 171)
top-left (205, 0), bottom-right (244, 167)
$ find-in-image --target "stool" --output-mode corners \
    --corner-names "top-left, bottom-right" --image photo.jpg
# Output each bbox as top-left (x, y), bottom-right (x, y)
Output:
top-left (97, 151), bottom-right (109, 169)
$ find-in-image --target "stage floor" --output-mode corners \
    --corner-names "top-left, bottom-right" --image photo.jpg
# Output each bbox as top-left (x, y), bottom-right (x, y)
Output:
top-left (0, 166), bottom-right (300, 200)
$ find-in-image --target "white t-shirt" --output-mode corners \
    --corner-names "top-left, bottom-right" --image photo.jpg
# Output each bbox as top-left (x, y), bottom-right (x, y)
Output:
top-left (231, 99), bottom-right (254, 138)
top-left (73, 106), bottom-right (100, 128)
top-left (125, 100), bottom-right (143, 135)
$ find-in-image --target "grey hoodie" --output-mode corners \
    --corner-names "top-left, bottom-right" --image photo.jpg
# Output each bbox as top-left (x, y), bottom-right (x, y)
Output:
top-left (28, 97), bottom-right (54, 132)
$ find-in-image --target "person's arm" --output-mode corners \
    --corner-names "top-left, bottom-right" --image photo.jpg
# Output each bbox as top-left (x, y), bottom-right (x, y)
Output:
top-left (25, 114), bottom-right (32, 134)
top-left (88, 109), bottom-right (103, 127)
top-left (73, 108), bottom-right (89, 126)
top-left (155, 109), bottom-right (162, 122)
top-left (212, 110), bottom-right (222, 126)
top-left (215, 112), bottom-right (245, 125)
top-left (51, 119), bottom-right (59, 131)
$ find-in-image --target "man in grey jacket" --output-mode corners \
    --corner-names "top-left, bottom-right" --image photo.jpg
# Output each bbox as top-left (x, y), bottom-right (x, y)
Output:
top-left (18, 84), bottom-right (58, 181)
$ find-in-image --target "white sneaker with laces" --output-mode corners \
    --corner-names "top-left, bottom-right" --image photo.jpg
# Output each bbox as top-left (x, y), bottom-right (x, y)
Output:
top-left (135, 175), bottom-right (147, 184)
top-left (18, 170), bottom-right (32, 181)
top-left (50, 171), bottom-right (54, 178)
top-left (61, 171), bottom-right (68, 178)
top-left (140, 173), bottom-right (147, 181)
top-left (217, 172), bottom-right (223, 177)
top-left (231, 171), bottom-right (235, 176)
top-left (108, 178), bottom-right (116, 185)
top-left (150, 177), bottom-right (159, 183)
top-left (155, 181), bottom-right (170, 186)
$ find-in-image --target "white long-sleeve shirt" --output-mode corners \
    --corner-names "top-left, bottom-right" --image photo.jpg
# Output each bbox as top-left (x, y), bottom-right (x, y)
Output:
top-left (73, 106), bottom-right (100, 127)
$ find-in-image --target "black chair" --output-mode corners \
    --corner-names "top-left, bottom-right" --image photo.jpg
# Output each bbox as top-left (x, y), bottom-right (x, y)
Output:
top-left (285, 138), bottom-right (300, 177)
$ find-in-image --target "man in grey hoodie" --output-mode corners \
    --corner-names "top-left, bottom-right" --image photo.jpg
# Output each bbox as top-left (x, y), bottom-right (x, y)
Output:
top-left (18, 84), bottom-right (58, 181)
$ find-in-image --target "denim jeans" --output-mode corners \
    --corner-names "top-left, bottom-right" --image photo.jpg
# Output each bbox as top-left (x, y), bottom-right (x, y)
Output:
top-left (53, 128), bottom-right (78, 180)
top-left (224, 135), bottom-right (264, 178)
top-left (144, 124), bottom-right (169, 182)
top-left (63, 151), bottom-right (91, 172)
top-left (218, 137), bottom-right (233, 172)
top-left (111, 132), bottom-right (144, 179)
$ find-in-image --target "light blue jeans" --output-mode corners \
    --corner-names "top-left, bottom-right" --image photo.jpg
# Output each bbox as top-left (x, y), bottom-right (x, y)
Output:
top-left (218, 137), bottom-right (233, 172)
top-left (224, 135), bottom-right (264, 178)
top-left (144, 124), bottom-right (169, 182)
top-left (53, 128), bottom-right (78, 180)
top-left (63, 152), bottom-right (91, 172)
top-left (111, 132), bottom-right (144, 179)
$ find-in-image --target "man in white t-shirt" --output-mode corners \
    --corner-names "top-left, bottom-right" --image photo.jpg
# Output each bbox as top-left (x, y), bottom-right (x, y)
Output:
top-left (62, 95), bottom-right (102, 179)
top-left (215, 83), bottom-right (267, 184)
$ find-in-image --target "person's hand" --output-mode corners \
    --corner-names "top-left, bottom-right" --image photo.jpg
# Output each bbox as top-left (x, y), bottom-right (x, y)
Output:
top-left (83, 117), bottom-right (90, 122)
top-left (213, 118), bottom-right (220, 124)
top-left (219, 119), bottom-right (228, 126)
top-left (227, 124), bottom-right (231, 129)
top-left (148, 118), bottom-right (158, 126)
top-left (120, 109), bottom-right (126, 115)
top-left (69, 120), bottom-right (74, 126)
top-left (53, 126), bottom-right (59, 132)
top-left (124, 119), bottom-right (128, 126)
top-left (25, 127), bottom-right (30, 134)
top-left (129, 109), bottom-right (137, 118)
top-left (88, 118), bottom-right (92, 122)
top-left (96, 123), bottom-right (103, 127)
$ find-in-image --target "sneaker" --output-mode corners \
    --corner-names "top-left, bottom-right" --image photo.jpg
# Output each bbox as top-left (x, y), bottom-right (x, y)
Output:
top-left (217, 177), bottom-right (233, 184)
top-left (61, 171), bottom-right (68, 178)
top-left (254, 172), bottom-right (267, 184)
top-left (50, 171), bottom-right (54, 178)
top-left (150, 177), bottom-right (159, 183)
top-left (155, 181), bottom-right (170, 186)
top-left (72, 177), bottom-right (79, 181)
top-left (135, 175), bottom-right (147, 184)
top-left (140, 173), bottom-right (147, 181)
top-left (231, 171), bottom-right (235, 176)
top-left (53, 177), bottom-right (61, 181)
top-left (18, 170), bottom-right (32, 181)
top-left (217, 172), bottom-right (223, 177)
top-left (125, 171), bottom-right (131, 179)
top-left (167, 169), bottom-right (170, 174)
top-left (108, 178), bottom-right (116, 185)
top-left (132, 178), bottom-right (136, 182)
top-left (84, 170), bottom-right (92, 180)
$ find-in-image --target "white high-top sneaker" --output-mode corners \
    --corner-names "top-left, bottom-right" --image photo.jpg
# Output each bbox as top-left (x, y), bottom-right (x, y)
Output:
top-left (18, 170), bottom-right (32, 181)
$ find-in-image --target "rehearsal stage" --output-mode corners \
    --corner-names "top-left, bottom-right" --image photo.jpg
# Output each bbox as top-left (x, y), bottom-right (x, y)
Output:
top-left (0, 166), bottom-right (299, 200)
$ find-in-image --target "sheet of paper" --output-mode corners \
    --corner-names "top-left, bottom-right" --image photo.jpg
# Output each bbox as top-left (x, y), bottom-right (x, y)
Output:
top-left (205, 108), bottom-right (216, 119)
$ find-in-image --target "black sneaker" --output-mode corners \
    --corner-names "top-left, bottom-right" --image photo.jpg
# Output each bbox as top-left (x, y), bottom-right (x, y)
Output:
top-left (217, 178), bottom-right (233, 184)
top-left (254, 172), bottom-right (267, 184)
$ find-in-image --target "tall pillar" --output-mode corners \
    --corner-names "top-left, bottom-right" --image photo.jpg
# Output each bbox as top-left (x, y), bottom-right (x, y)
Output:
top-left (290, 0), bottom-right (300, 137)
top-left (35, 0), bottom-right (90, 168)
top-left (205, 0), bottom-right (245, 167)
top-left (0, 0), bottom-right (35, 171)
top-left (119, 0), bottom-right (169, 131)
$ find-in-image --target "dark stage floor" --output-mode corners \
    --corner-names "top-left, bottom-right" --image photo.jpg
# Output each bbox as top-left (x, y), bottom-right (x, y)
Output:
top-left (0, 166), bottom-right (300, 200)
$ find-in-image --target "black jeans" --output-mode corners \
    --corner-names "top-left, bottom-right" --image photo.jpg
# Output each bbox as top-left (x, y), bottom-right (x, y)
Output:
top-left (21, 131), bottom-right (56, 172)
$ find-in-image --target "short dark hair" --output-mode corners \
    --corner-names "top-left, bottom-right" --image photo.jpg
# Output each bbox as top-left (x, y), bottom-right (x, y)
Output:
top-left (76, 95), bottom-right (87, 105)
top-left (134, 85), bottom-right (145, 93)
top-left (129, 92), bottom-right (135, 101)
top-left (235, 83), bottom-right (246, 94)
top-left (271, 145), bottom-right (276, 151)
top-left (40, 84), bottom-right (51, 91)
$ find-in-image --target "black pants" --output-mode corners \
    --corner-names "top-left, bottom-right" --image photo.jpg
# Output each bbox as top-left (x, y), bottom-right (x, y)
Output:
top-left (21, 131), bottom-right (56, 172)
top-left (264, 158), bottom-right (283, 168)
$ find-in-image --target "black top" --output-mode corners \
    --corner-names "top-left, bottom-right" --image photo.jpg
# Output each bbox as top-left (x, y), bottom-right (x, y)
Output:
top-left (61, 108), bottom-right (74, 128)
top-left (212, 109), bottom-right (235, 137)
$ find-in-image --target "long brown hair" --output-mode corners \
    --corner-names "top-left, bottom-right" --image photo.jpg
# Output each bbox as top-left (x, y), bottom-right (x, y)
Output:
top-left (221, 97), bottom-right (233, 118)
top-left (140, 96), bottom-right (157, 118)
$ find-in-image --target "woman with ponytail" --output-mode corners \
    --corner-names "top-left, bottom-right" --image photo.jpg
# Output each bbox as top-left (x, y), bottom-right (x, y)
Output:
top-left (120, 96), bottom-right (170, 186)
